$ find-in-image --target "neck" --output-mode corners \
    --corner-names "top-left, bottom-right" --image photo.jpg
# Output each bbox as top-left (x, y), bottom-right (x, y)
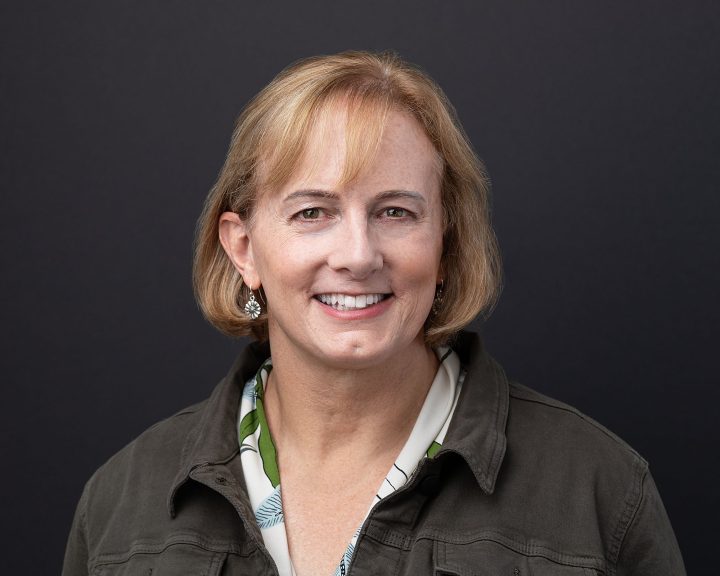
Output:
top-left (263, 333), bottom-right (439, 465)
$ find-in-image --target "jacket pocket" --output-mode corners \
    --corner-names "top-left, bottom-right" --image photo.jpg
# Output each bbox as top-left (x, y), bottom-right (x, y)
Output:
top-left (92, 541), bottom-right (228, 576)
top-left (436, 539), bottom-right (601, 576)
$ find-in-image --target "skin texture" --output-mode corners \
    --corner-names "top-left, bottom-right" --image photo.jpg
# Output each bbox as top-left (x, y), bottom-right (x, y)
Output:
top-left (219, 107), bottom-right (444, 576)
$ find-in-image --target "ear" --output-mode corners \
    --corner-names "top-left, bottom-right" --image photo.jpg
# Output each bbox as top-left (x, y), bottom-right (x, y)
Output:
top-left (218, 212), bottom-right (261, 289)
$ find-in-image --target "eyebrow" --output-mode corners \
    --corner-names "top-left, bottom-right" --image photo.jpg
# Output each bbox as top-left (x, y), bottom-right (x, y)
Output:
top-left (283, 189), bottom-right (426, 203)
top-left (283, 189), bottom-right (338, 202)
top-left (376, 190), bottom-right (426, 203)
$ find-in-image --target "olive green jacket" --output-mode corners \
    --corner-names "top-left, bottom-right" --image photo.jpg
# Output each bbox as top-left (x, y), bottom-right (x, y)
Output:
top-left (62, 332), bottom-right (685, 575)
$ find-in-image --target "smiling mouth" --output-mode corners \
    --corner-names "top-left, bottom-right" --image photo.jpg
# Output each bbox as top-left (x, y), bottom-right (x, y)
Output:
top-left (315, 293), bottom-right (389, 311)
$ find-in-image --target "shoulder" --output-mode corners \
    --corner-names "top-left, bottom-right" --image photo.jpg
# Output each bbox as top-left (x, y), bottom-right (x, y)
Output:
top-left (503, 383), bottom-right (685, 572)
top-left (81, 400), bottom-right (208, 518)
top-left (94, 400), bottom-right (206, 473)
top-left (431, 332), bottom-right (683, 573)
top-left (77, 341), bottom-right (269, 532)
top-left (455, 331), bottom-right (646, 476)
top-left (454, 331), bottom-right (647, 481)
top-left (507, 379), bottom-right (645, 467)
top-left (450, 333), bottom-right (658, 568)
top-left (504, 380), bottom-right (649, 531)
top-left (502, 380), bottom-right (657, 569)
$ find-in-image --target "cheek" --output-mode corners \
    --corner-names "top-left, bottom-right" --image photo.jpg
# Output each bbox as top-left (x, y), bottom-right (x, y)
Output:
top-left (412, 227), bottom-right (443, 278)
top-left (394, 245), bottom-right (442, 298)
top-left (253, 235), bottom-right (319, 292)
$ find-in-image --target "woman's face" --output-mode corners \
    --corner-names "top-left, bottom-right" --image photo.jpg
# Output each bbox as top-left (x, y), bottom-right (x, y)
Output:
top-left (228, 108), bottom-right (444, 369)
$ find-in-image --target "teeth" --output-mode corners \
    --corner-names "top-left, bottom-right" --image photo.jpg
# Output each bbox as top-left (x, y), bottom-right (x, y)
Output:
top-left (317, 293), bottom-right (386, 310)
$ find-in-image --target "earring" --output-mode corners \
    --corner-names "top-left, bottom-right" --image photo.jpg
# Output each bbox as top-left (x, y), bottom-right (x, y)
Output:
top-left (244, 289), bottom-right (262, 320)
top-left (432, 281), bottom-right (444, 315)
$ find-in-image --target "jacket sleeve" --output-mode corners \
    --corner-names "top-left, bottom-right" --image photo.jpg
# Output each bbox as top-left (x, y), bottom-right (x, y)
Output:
top-left (615, 469), bottom-right (686, 575)
top-left (62, 484), bottom-right (90, 576)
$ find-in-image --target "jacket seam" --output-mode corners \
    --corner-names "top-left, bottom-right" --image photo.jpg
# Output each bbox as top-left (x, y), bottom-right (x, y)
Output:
top-left (508, 390), bottom-right (644, 462)
top-left (144, 404), bottom-right (203, 436)
top-left (418, 528), bottom-right (607, 571)
top-left (364, 524), bottom-right (413, 550)
top-left (90, 535), bottom-right (254, 567)
top-left (609, 458), bottom-right (648, 567)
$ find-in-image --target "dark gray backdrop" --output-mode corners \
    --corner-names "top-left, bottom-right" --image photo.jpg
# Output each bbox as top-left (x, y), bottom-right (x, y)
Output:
top-left (2, 1), bottom-right (718, 573)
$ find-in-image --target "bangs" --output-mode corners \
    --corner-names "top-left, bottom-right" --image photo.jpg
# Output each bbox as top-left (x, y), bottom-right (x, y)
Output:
top-left (258, 85), bottom-right (394, 192)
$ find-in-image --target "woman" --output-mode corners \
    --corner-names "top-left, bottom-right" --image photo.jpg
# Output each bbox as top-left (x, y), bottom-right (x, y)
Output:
top-left (63, 51), bottom-right (685, 576)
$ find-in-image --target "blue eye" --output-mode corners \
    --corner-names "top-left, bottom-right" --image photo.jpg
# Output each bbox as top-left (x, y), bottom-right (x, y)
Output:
top-left (385, 207), bottom-right (406, 218)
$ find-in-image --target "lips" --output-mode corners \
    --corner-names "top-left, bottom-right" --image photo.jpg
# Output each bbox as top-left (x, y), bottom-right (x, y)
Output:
top-left (315, 293), bottom-right (388, 311)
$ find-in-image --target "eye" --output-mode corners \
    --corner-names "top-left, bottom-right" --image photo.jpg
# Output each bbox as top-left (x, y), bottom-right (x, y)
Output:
top-left (299, 208), bottom-right (321, 220)
top-left (384, 207), bottom-right (407, 218)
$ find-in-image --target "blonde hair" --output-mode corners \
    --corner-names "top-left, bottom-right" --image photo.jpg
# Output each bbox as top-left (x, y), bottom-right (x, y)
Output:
top-left (193, 50), bottom-right (502, 346)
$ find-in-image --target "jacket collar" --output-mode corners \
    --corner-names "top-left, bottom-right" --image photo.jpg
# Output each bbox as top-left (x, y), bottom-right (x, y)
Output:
top-left (168, 331), bottom-right (508, 515)
top-left (440, 331), bottom-right (509, 494)
top-left (168, 339), bottom-right (270, 517)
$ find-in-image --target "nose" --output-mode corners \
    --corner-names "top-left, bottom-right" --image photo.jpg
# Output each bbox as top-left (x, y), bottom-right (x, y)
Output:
top-left (327, 216), bottom-right (383, 279)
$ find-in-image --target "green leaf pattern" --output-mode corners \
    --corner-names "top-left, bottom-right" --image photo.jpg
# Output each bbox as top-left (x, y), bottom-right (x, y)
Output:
top-left (426, 440), bottom-right (442, 459)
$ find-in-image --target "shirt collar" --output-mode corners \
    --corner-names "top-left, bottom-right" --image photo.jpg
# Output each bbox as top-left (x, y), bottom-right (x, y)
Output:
top-left (167, 331), bottom-right (509, 516)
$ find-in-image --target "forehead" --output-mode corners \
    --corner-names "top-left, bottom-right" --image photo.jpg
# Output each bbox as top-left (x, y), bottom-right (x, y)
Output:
top-left (259, 102), bottom-right (442, 197)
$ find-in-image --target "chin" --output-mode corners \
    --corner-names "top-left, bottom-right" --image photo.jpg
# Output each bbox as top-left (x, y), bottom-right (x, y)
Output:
top-left (313, 330), bottom-right (425, 370)
top-left (316, 342), bottom-right (391, 370)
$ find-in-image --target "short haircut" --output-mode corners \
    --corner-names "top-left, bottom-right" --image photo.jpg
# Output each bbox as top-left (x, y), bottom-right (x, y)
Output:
top-left (193, 50), bottom-right (502, 346)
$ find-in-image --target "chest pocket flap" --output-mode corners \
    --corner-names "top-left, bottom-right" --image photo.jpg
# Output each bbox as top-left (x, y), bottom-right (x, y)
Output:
top-left (436, 539), bottom-right (602, 576)
top-left (92, 542), bottom-right (228, 576)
